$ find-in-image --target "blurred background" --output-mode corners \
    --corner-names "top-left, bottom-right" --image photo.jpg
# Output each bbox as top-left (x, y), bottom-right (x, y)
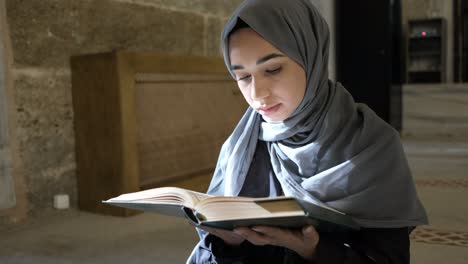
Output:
top-left (0, 0), bottom-right (467, 263)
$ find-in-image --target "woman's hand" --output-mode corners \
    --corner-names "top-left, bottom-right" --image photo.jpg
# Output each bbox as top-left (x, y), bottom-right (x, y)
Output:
top-left (196, 225), bottom-right (245, 246)
top-left (234, 225), bottom-right (319, 261)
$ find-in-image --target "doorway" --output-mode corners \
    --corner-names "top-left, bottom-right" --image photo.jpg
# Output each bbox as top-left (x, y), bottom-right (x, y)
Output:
top-left (335, 0), bottom-right (404, 131)
top-left (455, 0), bottom-right (468, 82)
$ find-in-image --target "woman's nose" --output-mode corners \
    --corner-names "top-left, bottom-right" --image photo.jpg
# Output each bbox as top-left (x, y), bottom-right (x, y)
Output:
top-left (250, 77), bottom-right (269, 100)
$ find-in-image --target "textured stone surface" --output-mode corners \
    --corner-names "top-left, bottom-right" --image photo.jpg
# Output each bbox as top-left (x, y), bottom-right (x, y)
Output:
top-left (402, 0), bottom-right (430, 19)
top-left (127, 0), bottom-right (243, 17)
top-left (205, 17), bottom-right (226, 57)
top-left (0, 1), bottom-right (15, 210)
top-left (14, 72), bottom-right (76, 210)
top-left (6, 0), bottom-right (205, 67)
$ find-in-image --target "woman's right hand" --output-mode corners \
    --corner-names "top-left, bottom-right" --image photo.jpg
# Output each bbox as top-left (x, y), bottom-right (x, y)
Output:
top-left (197, 225), bottom-right (245, 246)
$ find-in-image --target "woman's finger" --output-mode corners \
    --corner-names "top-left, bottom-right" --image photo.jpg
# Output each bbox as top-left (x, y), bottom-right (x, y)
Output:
top-left (234, 227), bottom-right (273, 246)
top-left (197, 225), bottom-right (217, 234)
top-left (251, 225), bottom-right (288, 237)
top-left (302, 225), bottom-right (319, 243)
top-left (197, 225), bottom-right (245, 246)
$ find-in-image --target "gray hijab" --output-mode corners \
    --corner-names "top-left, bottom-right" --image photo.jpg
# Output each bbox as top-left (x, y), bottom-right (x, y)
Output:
top-left (208, 0), bottom-right (428, 228)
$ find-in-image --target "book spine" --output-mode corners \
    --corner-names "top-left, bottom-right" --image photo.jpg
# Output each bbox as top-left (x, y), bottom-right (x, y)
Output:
top-left (181, 207), bottom-right (202, 226)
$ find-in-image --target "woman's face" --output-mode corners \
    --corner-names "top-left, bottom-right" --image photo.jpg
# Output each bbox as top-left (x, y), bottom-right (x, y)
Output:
top-left (228, 28), bottom-right (306, 122)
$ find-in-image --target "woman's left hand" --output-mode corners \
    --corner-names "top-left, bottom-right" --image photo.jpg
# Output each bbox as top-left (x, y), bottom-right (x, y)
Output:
top-left (234, 225), bottom-right (319, 261)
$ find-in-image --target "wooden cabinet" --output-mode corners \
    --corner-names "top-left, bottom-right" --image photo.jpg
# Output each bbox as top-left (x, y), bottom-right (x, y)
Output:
top-left (71, 52), bottom-right (246, 216)
top-left (407, 18), bottom-right (447, 83)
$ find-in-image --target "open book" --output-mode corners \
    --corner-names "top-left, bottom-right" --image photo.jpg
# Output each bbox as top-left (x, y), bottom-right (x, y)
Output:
top-left (103, 187), bottom-right (359, 232)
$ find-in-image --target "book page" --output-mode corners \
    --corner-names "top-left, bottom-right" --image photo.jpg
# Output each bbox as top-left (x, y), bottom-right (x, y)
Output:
top-left (194, 196), bottom-right (304, 221)
top-left (190, 190), bottom-right (211, 202)
top-left (105, 187), bottom-right (210, 208)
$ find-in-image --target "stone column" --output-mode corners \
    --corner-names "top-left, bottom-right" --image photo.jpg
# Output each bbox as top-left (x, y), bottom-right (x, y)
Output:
top-left (0, 0), bottom-right (15, 210)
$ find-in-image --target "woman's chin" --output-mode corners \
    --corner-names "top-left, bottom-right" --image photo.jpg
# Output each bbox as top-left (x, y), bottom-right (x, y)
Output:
top-left (261, 115), bottom-right (286, 123)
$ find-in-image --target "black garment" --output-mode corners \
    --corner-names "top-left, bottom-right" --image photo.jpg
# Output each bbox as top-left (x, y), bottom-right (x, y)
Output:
top-left (188, 141), bottom-right (411, 263)
top-left (237, 141), bottom-right (284, 198)
top-left (189, 227), bottom-right (410, 263)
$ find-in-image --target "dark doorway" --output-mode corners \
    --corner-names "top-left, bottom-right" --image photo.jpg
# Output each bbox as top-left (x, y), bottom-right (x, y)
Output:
top-left (335, 0), bottom-right (404, 131)
top-left (463, 1), bottom-right (468, 81)
top-left (455, 0), bottom-right (468, 82)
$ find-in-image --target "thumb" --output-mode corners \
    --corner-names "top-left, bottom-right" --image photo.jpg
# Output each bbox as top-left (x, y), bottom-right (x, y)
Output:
top-left (302, 226), bottom-right (319, 250)
top-left (302, 226), bottom-right (317, 238)
top-left (300, 226), bottom-right (320, 260)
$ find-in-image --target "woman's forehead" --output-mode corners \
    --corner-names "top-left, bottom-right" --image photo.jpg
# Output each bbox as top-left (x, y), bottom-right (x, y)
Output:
top-left (227, 28), bottom-right (307, 76)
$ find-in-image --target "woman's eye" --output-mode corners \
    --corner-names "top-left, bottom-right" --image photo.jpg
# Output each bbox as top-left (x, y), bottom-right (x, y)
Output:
top-left (238, 75), bottom-right (251, 81)
top-left (266, 67), bottom-right (282, 74)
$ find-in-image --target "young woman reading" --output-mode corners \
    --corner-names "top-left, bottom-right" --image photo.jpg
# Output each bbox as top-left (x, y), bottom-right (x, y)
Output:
top-left (188, 0), bottom-right (428, 263)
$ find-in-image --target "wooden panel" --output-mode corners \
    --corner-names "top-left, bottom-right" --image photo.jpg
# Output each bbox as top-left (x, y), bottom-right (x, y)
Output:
top-left (71, 52), bottom-right (135, 216)
top-left (71, 51), bottom-right (246, 216)
top-left (117, 52), bottom-right (228, 74)
top-left (134, 74), bottom-right (245, 187)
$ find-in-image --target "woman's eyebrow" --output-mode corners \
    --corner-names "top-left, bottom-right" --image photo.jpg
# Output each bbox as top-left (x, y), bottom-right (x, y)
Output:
top-left (230, 53), bottom-right (285, 70)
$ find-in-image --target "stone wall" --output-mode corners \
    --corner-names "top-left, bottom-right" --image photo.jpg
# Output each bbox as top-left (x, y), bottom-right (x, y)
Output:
top-left (1, 0), bottom-right (242, 222)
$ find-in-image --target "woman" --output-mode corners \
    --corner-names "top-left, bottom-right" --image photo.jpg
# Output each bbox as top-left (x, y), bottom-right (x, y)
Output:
top-left (188, 0), bottom-right (428, 263)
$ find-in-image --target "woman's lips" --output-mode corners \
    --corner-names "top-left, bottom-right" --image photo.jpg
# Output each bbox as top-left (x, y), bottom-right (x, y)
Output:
top-left (257, 104), bottom-right (281, 115)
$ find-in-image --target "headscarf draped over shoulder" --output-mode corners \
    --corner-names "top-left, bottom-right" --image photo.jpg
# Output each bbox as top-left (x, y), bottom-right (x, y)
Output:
top-left (208, 0), bottom-right (428, 228)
